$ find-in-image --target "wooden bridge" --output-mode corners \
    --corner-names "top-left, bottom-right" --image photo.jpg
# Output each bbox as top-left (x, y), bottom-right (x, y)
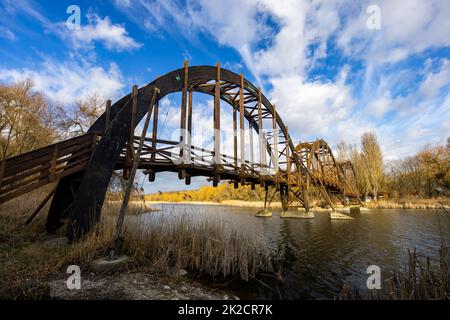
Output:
top-left (0, 63), bottom-right (360, 239)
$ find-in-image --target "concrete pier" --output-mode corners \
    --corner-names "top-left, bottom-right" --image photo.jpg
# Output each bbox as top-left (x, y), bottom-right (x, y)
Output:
top-left (281, 211), bottom-right (314, 219)
top-left (330, 211), bottom-right (354, 220)
top-left (255, 209), bottom-right (272, 217)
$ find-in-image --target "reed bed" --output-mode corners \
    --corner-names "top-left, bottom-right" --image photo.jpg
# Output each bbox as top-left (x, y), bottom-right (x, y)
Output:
top-left (365, 198), bottom-right (450, 210)
top-left (341, 245), bottom-right (450, 300)
top-left (62, 212), bottom-right (282, 281)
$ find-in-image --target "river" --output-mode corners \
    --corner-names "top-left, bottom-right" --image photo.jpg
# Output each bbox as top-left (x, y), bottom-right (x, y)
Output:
top-left (137, 203), bottom-right (449, 299)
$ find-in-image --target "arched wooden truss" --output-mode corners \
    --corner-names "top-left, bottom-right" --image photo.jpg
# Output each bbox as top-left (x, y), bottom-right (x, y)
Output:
top-left (295, 139), bottom-right (360, 204)
top-left (0, 63), bottom-right (360, 239)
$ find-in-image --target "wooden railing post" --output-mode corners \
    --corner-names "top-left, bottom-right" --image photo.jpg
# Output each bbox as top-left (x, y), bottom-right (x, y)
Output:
top-left (272, 104), bottom-right (279, 177)
top-left (213, 62), bottom-right (221, 187)
top-left (239, 73), bottom-right (245, 184)
top-left (49, 144), bottom-right (58, 182)
top-left (179, 61), bottom-right (188, 180)
top-left (258, 88), bottom-right (265, 184)
top-left (0, 159), bottom-right (5, 188)
top-left (105, 99), bottom-right (111, 132)
top-left (124, 85), bottom-right (138, 180)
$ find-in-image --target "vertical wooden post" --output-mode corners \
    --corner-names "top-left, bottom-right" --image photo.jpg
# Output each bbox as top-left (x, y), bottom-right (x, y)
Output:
top-left (0, 159), bottom-right (5, 187)
top-left (105, 99), bottom-right (111, 132)
top-left (124, 85), bottom-right (138, 180)
top-left (233, 107), bottom-right (238, 172)
top-left (233, 105), bottom-right (238, 188)
top-left (239, 74), bottom-right (245, 183)
top-left (180, 61), bottom-right (188, 163)
top-left (272, 105), bottom-right (279, 176)
top-left (258, 88), bottom-right (265, 180)
top-left (213, 62), bottom-right (221, 186)
top-left (249, 122), bottom-right (254, 174)
top-left (49, 144), bottom-right (58, 182)
top-left (286, 126), bottom-right (291, 199)
top-left (130, 85), bottom-right (138, 158)
top-left (187, 89), bottom-right (193, 164)
top-left (151, 96), bottom-right (159, 163)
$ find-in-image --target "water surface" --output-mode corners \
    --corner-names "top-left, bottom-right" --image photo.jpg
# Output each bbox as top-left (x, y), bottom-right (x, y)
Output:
top-left (138, 203), bottom-right (449, 299)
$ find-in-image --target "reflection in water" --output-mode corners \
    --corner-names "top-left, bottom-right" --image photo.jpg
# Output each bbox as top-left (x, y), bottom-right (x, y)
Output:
top-left (136, 204), bottom-right (449, 299)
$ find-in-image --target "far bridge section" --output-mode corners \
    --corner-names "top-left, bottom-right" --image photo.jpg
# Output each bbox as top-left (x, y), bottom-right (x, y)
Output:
top-left (0, 63), bottom-right (360, 240)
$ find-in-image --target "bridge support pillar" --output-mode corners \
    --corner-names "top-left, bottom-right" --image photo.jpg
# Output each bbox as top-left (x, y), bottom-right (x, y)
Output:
top-left (280, 184), bottom-right (289, 211)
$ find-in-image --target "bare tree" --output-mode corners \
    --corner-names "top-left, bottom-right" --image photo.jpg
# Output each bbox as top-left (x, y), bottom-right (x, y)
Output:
top-left (55, 94), bottom-right (105, 138)
top-left (360, 131), bottom-right (384, 199)
top-left (348, 144), bottom-right (369, 197)
top-left (0, 80), bottom-right (56, 159)
top-left (335, 140), bottom-right (350, 162)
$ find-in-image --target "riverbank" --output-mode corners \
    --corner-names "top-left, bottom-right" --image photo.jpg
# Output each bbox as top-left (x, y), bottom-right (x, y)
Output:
top-left (147, 199), bottom-right (450, 210)
top-left (364, 198), bottom-right (450, 210)
top-left (0, 191), bottom-right (279, 299)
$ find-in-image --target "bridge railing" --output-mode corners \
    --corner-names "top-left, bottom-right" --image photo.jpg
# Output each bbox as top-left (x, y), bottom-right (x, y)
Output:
top-left (0, 133), bottom-right (99, 204)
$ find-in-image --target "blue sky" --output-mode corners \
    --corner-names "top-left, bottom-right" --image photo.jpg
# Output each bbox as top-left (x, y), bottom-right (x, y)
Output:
top-left (0, 0), bottom-right (449, 193)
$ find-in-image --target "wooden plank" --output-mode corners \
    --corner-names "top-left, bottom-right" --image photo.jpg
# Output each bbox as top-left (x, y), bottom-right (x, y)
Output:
top-left (4, 139), bottom-right (93, 178)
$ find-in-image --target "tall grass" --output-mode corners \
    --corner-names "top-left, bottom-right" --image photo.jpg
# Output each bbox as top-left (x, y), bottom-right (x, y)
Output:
top-left (365, 198), bottom-right (450, 210)
top-left (62, 212), bottom-right (282, 281)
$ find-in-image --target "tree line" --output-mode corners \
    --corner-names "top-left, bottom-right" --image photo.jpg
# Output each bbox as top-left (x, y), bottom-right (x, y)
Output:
top-left (336, 132), bottom-right (449, 199)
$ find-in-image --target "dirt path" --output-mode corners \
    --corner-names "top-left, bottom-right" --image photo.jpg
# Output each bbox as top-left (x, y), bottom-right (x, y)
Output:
top-left (49, 271), bottom-right (238, 300)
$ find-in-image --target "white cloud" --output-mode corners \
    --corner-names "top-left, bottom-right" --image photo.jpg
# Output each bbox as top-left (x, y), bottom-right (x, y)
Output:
top-left (0, 26), bottom-right (16, 40)
top-left (367, 93), bottom-right (392, 118)
top-left (420, 59), bottom-right (450, 98)
top-left (59, 13), bottom-right (142, 52)
top-left (116, 0), bottom-right (450, 160)
top-left (0, 59), bottom-right (125, 104)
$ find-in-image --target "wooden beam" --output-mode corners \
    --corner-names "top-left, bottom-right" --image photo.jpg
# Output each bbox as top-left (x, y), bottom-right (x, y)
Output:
top-left (187, 89), bottom-right (193, 165)
top-left (109, 87), bottom-right (159, 259)
top-left (105, 99), bottom-right (111, 132)
top-left (233, 105), bottom-right (238, 173)
top-left (130, 85), bottom-right (138, 159)
top-left (239, 73), bottom-right (245, 182)
top-left (258, 88), bottom-right (264, 179)
top-left (180, 61), bottom-right (188, 162)
top-left (49, 144), bottom-right (58, 182)
top-left (0, 159), bottom-right (5, 187)
top-left (213, 62), bottom-right (221, 185)
top-left (272, 104), bottom-right (279, 175)
top-left (151, 96), bottom-right (159, 163)
top-left (24, 185), bottom-right (57, 226)
top-left (249, 121), bottom-right (254, 174)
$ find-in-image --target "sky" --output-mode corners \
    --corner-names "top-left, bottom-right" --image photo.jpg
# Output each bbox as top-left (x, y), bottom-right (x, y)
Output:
top-left (0, 0), bottom-right (449, 193)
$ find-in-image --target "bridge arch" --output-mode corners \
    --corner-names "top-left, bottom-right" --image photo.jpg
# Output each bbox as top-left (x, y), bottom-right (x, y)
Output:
top-left (45, 64), bottom-right (304, 239)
